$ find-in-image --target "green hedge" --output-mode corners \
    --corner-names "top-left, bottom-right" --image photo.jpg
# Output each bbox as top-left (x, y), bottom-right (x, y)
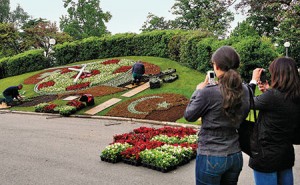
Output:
top-left (0, 30), bottom-right (280, 81)
top-left (2, 50), bottom-right (50, 77)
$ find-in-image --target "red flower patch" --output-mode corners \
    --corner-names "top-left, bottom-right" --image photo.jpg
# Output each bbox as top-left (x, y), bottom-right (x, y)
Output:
top-left (111, 126), bottom-right (198, 162)
top-left (113, 66), bottom-right (132, 74)
top-left (121, 141), bottom-right (165, 160)
top-left (60, 66), bottom-right (81, 74)
top-left (44, 104), bottom-right (58, 113)
top-left (23, 69), bottom-right (58, 84)
top-left (102, 59), bottom-right (120, 65)
top-left (37, 80), bottom-right (55, 90)
top-left (66, 100), bottom-right (85, 110)
top-left (66, 82), bottom-right (90, 91)
top-left (142, 62), bottom-right (161, 75)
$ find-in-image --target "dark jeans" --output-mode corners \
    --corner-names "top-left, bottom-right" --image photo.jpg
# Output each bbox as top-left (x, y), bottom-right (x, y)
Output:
top-left (195, 152), bottom-right (243, 185)
top-left (3, 94), bottom-right (13, 103)
top-left (132, 73), bottom-right (143, 84)
top-left (253, 168), bottom-right (293, 185)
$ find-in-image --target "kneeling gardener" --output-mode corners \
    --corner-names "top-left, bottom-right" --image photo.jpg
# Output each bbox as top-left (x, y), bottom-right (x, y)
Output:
top-left (2, 84), bottom-right (23, 106)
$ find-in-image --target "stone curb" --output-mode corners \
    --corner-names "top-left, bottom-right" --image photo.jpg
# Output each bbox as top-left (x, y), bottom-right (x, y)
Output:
top-left (0, 110), bottom-right (200, 129)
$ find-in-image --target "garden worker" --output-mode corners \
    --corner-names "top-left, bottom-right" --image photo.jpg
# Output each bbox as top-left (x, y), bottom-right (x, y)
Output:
top-left (132, 61), bottom-right (145, 85)
top-left (2, 84), bottom-right (23, 106)
top-left (184, 46), bottom-right (251, 185)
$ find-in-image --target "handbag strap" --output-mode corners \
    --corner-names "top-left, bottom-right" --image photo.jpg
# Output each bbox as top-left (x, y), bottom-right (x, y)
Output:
top-left (246, 85), bottom-right (257, 122)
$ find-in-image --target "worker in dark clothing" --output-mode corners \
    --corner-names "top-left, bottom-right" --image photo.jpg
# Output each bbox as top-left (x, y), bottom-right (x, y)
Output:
top-left (132, 61), bottom-right (145, 85)
top-left (2, 84), bottom-right (23, 106)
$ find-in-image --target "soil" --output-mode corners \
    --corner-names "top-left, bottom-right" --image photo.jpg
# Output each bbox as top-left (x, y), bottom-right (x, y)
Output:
top-left (106, 93), bottom-right (189, 122)
top-left (16, 95), bottom-right (58, 107)
top-left (145, 105), bottom-right (187, 122)
top-left (57, 86), bottom-right (126, 99)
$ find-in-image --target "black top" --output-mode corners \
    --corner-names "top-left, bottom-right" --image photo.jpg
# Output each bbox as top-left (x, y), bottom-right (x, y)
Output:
top-left (249, 88), bottom-right (300, 172)
top-left (132, 62), bottom-right (145, 75)
top-left (3, 86), bottom-right (19, 98)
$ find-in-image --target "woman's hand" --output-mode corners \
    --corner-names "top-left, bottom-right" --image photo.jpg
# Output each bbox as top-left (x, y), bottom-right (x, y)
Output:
top-left (196, 75), bottom-right (209, 90)
top-left (252, 68), bottom-right (263, 82)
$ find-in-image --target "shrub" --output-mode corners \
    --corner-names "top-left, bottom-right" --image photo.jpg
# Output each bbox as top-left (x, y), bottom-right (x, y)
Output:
top-left (6, 49), bottom-right (50, 77)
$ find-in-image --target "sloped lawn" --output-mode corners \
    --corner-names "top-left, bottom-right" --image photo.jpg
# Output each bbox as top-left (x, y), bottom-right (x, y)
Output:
top-left (0, 56), bottom-right (204, 124)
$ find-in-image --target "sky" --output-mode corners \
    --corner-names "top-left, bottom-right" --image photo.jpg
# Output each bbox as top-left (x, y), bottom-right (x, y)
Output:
top-left (9, 0), bottom-right (246, 34)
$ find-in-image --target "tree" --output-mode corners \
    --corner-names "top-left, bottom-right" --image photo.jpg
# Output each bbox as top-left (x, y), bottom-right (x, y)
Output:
top-left (141, 0), bottom-right (234, 36)
top-left (10, 4), bottom-right (30, 28)
top-left (0, 0), bottom-right (10, 22)
top-left (141, 13), bottom-right (172, 32)
top-left (0, 23), bottom-right (22, 56)
top-left (235, 0), bottom-right (300, 62)
top-left (60, 0), bottom-right (112, 39)
top-left (23, 19), bottom-right (73, 55)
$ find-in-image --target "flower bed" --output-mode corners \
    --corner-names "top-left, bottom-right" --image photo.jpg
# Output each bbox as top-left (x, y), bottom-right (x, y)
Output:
top-left (66, 82), bottom-right (91, 91)
top-left (106, 93), bottom-right (189, 122)
top-left (34, 99), bottom-right (84, 116)
top-left (32, 59), bottom-right (160, 94)
top-left (100, 126), bottom-right (198, 172)
top-left (66, 100), bottom-right (85, 110)
top-left (37, 80), bottom-right (55, 90)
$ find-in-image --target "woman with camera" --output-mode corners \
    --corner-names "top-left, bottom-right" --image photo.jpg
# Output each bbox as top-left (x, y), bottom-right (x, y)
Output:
top-left (249, 57), bottom-right (300, 185)
top-left (184, 46), bottom-right (251, 185)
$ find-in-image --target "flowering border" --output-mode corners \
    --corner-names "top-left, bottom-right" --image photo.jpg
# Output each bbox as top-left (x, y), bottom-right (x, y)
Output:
top-left (100, 126), bottom-right (198, 172)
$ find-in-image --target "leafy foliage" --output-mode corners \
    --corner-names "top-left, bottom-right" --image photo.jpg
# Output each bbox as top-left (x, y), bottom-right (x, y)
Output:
top-left (60, 0), bottom-right (112, 39)
top-left (141, 0), bottom-right (234, 36)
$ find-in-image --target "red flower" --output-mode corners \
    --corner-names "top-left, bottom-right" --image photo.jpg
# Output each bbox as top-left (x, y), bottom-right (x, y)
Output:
top-left (66, 82), bottom-right (90, 91)
top-left (37, 80), bottom-right (55, 90)
top-left (66, 100), bottom-right (85, 110)
top-left (102, 59), bottom-right (120, 65)
top-left (113, 66), bottom-right (132, 74)
top-left (60, 66), bottom-right (81, 74)
top-left (43, 104), bottom-right (57, 113)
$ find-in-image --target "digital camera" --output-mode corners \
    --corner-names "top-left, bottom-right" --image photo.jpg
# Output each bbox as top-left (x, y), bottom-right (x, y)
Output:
top-left (260, 69), bottom-right (267, 83)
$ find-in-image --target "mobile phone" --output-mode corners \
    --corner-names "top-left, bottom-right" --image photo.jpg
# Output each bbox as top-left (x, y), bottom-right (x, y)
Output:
top-left (260, 69), bottom-right (267, 83)
top-left (207, 71), bottom-right (216, 85)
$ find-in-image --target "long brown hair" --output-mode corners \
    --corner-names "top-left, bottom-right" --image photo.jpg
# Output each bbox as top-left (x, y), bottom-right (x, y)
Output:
top-left (269, 57), bottom-right (300, 100)
top-left (212, 46), bottom-right (243, 123)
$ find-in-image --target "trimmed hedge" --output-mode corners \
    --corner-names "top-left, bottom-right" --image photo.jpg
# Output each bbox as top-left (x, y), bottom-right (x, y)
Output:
top-left (0, 30), bottom-right (280, 81)
top-left (1, 50), bottom-right (50, 77)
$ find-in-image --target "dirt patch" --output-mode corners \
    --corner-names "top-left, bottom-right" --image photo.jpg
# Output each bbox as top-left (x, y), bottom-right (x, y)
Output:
top-left (17, 95), bottom-right (58, 107)
top-left (57, 86), bottom-right (126, 99)
top-left (145, 105), bottom-right (187, 122)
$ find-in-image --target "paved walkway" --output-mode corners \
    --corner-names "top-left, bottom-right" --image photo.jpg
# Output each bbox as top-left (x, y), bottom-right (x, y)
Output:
top-left (0, 112), bottom-right (299, 185)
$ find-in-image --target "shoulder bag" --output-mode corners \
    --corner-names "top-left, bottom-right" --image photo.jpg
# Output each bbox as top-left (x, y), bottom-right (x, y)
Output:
top-left (238, 85), bottom-right (257, 157)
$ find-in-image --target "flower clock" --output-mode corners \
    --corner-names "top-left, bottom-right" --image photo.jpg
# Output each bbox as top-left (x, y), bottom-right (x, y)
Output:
top-left (100, 126), bottom-right (198, 173)
top-left (29, 59), bottom-right (160, 95)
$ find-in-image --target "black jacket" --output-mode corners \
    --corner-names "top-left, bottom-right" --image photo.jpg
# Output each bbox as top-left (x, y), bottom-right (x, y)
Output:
top-left (249, 87), bottom-right (300, 172)
top-left (132, 62), bottom-right (145, 75)
top-left (3, 86), bottom-right (19, 98)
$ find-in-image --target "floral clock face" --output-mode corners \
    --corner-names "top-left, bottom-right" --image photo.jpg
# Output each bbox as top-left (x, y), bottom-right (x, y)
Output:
top-left (34, 59), bottom-right (137, 94)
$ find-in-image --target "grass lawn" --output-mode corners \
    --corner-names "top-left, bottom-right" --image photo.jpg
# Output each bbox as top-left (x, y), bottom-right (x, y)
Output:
top-left (0, 56), bottom-right (205, 125)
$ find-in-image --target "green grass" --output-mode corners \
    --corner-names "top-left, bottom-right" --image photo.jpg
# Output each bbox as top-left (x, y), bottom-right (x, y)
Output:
top-left (0, 56), bottom-right (204, 125)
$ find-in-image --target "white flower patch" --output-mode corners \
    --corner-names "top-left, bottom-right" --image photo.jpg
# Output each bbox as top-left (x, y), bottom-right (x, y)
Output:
top-left (34, 59), bottom-right (136, 94)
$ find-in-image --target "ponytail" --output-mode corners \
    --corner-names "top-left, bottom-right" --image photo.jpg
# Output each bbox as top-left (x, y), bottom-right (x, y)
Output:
top-left (219, 69), bottom-right (243, 123)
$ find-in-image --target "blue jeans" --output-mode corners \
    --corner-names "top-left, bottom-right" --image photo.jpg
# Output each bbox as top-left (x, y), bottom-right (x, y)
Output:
top-left (253, 168), bottom-right (294, 185)
top-left (195, 152), bottom-right (243, 185)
